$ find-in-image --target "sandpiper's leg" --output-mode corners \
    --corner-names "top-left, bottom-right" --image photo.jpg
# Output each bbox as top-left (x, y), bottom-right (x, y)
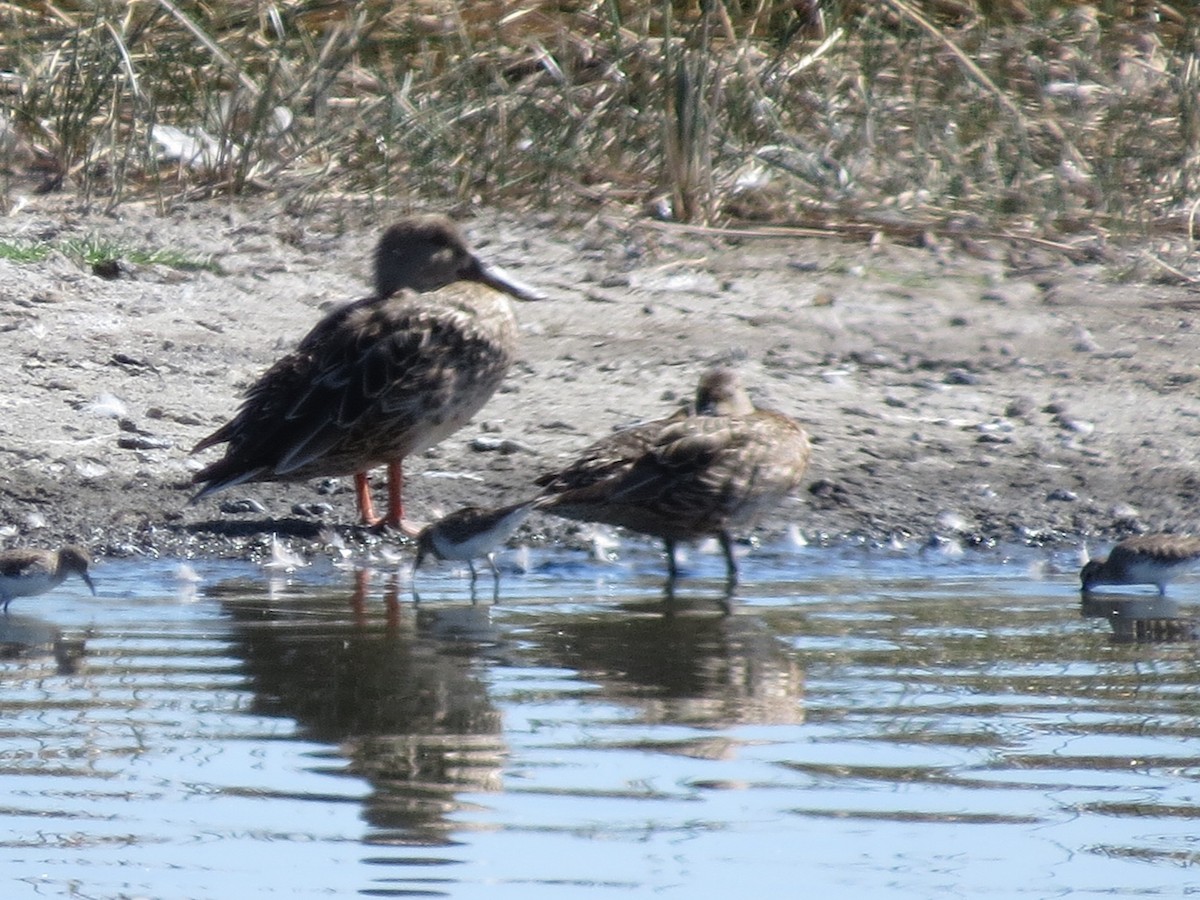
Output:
top-left (487, 553), bottom-right (501, 603)
top-left (384, 461), bottom-right (423, 537)
top-left (465, 559), bottom-right (480, 604)
top-left (410, 558), bottom-right (423, 601)
top-left (717, 590), bottom-right (735, 616)
top-left (718, 531), bottom-right (739, 587)
top-left (665, 539), bottom-right (679, 582)
top-left (662, 578), bottom-right (678, 604)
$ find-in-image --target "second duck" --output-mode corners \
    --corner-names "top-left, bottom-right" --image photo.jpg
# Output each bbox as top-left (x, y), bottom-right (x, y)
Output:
top-left (534, 368), bottom-right (811, 586)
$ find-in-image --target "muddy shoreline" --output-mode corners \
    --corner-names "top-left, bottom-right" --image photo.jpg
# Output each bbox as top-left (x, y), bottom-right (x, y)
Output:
top-left (1, 197), bottom-right (1197, 565)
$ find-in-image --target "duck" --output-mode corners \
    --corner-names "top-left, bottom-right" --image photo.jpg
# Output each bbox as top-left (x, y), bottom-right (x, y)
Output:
top-left (534, 368), bottom-right (810, 585)
top-left (191, 215), bottom-right (543, 534)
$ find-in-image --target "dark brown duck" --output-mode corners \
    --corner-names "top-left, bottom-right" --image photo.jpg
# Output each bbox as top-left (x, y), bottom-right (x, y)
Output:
top-left (191, 215), bottom-right (543, 533)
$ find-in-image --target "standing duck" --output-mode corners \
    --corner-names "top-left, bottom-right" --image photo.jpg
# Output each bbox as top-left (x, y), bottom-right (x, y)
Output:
top-left (191, 215), bottom-right (543, 534)
top-left (534, 368), bottom-right (811, 586)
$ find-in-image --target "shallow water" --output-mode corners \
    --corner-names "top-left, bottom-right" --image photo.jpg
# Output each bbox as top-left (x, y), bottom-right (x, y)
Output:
top-left (1, 541), bottom-right (1198, 899)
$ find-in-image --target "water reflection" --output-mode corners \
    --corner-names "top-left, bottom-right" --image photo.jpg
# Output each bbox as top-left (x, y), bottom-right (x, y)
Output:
top-left (532, 597), bottom-right (804, 728)
top-left (217, 573), bottom-right (504, 846)
top-left (663, 578), bottom-right (737, 614)
top-left (0, 613), bottom-right (87, 674)
top-left (412, 575), bottom-right (499, 607)
top-left (9, 553), bottom-right (1200, 897)
top-left (1080, 593), bottom-right (1200, 643)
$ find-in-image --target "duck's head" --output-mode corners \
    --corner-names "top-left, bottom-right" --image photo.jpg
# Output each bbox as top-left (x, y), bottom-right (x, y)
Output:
top-left (374, 215), bottom-right (544, 301)
top-left (694, 367), bottom-right (754, 416)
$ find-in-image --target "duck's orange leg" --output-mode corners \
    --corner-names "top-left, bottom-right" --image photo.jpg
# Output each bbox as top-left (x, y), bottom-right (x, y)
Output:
top-left (385, 461), bottom-right (404, 528)
top-left (385, 461), bottom-right (424, 537)
top-left (354, 471), bottom-right (382, 527)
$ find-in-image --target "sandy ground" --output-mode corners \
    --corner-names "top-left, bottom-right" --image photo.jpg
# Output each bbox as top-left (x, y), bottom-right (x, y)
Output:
top-left (0, 195), bottom-right (1197, 565)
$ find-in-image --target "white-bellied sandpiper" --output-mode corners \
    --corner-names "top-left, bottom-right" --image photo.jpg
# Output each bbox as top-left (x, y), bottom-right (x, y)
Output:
top-left (1081, 534), bottom-right (1200, 596)
top-left (0, 545), bottom-right (96, 612)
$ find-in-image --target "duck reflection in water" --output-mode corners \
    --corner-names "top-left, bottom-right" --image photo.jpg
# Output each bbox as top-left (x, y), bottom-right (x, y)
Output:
top-left (536, 596), bottom-right (805, 728)
top-left (219, 574), bottom-right (504, 844)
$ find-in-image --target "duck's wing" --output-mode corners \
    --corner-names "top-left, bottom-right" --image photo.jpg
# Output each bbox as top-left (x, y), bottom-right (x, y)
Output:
top-left (604, 411), bottom-right (810, 514)
top-left (190, 294), bottom-right (372, 456)
top-left (193, 288), bottom-right (512, 490)
top-left (534, 416), bottom-right (672, 496)
top-left (268, 299), bottom-right (447, 474)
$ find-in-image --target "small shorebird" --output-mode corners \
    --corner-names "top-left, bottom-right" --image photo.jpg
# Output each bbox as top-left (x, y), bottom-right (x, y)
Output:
top-left (1081, 534), bottom-right (1200, 596)
top-left (191, 215), bottom-right (543, 535)
top-left (0, 546), bottom-right (96, 612)
top-left (413, 500), bottom-right (534, 588)
top-left (534, 368), bottom-right (810, 586)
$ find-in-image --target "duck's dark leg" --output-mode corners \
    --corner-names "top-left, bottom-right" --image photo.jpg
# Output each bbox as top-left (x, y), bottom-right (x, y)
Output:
top-left (718, 530), bottom-right (739, 587)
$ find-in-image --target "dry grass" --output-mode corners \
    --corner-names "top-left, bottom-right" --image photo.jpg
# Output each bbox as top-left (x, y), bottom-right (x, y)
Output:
top-left (0, 1), bottom-right (1196, 251)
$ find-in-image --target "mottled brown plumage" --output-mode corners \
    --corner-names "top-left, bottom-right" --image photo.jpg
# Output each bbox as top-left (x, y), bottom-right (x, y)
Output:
top-left (191, 215), bottom-right (543, 533)
top-left (534, 368), bottom-right (811, 584)
top-left (0, 545), bottom-right (96, 612)
top-left (1081, 534), bottom-right (1200, 595)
